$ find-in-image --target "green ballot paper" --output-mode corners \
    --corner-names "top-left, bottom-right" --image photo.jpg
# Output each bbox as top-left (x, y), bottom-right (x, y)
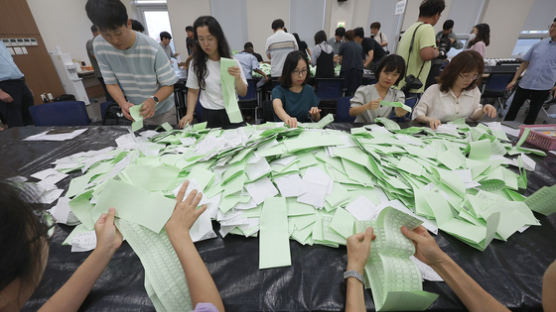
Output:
top-left (380, 100), bottom-right (412, 113)
top-left (220, 57), bottom-right (244, 123)
top-left (130, 104), bottom-right (144, 132)
top-left (365, 207), bottom-right (438, 311)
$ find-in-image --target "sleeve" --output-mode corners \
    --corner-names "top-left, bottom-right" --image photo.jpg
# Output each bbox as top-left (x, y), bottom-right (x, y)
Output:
top-left (419, 25), bottom-right (437, 50)
top-left (395, 89), bottom-right (405, 104)
top-left (193, 302), bottom-right (219, 312)
top-left (350, 86), bottom-right (367, 107)
top-left (93, 40), bottom-right (117, 84)
top-left (154, 45), bottom-right (178, 86)
top-left (381, 32), bottom-right (388, 43)
top-left (235, 59), bottom-right (247, 85)
top-left (271, 86), bottom-right (284, 101)
top-left (521, 41), bottom-right (538, 62)
top-left (411, 85), bottom-right (434, 120)
top-left (186, 63), bottom-right (199, 89)
top-left (311, 45), bottom-right (321, 66)
top-left (265, 38), bottom-right (271, 55)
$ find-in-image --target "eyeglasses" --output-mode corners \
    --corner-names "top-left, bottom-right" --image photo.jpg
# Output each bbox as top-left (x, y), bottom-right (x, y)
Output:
top-left (293, 69), bottom-right (308, 76)
top-left (459, 73), bottom-right (479, 80)
top-left (197, 36), bottom-right (216, 44)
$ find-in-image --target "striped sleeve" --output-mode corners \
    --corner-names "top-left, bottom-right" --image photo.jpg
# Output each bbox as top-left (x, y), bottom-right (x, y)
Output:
top-left (93, 39), bottom-right (117, 84)
top-left (154, 45), bottom-right (178, 86)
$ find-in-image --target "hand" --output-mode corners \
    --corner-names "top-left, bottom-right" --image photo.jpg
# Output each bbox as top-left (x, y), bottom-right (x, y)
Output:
top-left (140, 98), bottom-right (156, 119)
top-left (165, 180), bottom-right (207, 239)
top-left (483, 104), bottom-right (497, 118)
top-left (394, 107), bottom-right (407, 117)
top-left (506, 80), bottom-right (516, 91)
top-left (346, 227), bottom-right (376, 274)
top-left (285, 116), bottom-right (298, 128)
top-left (174, 52), bottom-right (180, 57)
top-left (94, 207), bottom-right (123, 255)
top-left (0, 89), bottom-right (14, 103)
top-left (309, 107), bottom-right (321, 119)
top-left (449, 37), bottom-right (455, 44)
top-left (227, 66), bottom-right (242, 80)
top-left (551, 86), bottom-right (556, 98)
top-left (367, 97), bottom-right (383, 110)
top-left (429, 118), bottom-right (441, 130)
top-left (120, 101), bottom-right (135, 121)
top-left (179, 114), bottom-right (194, 128)
top-left (401, 226), bottom-right (448, 267)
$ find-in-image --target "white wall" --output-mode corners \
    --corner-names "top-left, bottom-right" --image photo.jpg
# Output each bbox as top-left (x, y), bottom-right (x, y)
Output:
top-left (328, 0), bottom-right (371, 38)
top-left (246, 0), bottom-right (290, 61)
top-left (480, 0), bottom-right (535, 58)
top-left (167, 0), bottom-right (211, 57)
top-left (27, 0), bottom-right (92, 64)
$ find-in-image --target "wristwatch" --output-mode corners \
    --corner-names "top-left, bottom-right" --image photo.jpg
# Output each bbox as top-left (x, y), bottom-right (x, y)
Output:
top-left (343, 270), bottom-right (365, 284)
top-left (151, 96), bottom-right (159, 105)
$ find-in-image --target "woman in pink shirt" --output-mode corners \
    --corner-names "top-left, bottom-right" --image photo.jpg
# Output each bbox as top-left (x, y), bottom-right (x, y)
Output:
top-left (467, 23), bottom-right (490, 57)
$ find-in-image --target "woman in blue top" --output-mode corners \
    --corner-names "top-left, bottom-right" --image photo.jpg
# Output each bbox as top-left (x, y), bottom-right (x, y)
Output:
top-left (272, 51), bottom-right (321, 128)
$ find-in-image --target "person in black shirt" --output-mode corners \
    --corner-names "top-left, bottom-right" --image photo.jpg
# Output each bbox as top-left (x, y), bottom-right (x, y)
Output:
top-left (354, 27), bottom-right (386, 70)
top-left (338, 30), bottom-right (363, 96)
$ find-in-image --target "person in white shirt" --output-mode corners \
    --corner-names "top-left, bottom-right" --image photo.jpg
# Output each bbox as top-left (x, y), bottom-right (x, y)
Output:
top-left (370, 22), bottom-right (388, 50)
top-left (179, 16), bottom-right (247, 129)
top-left (413, 50), bottom-right (496, 129)
top-left (265, 19), bottom-right (298, 78)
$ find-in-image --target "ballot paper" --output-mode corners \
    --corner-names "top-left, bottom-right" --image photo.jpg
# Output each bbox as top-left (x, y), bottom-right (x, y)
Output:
top-left (24, 128), bottom-right (87, 141)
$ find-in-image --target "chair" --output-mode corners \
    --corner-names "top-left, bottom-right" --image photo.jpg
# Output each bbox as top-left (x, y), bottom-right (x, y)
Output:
top-left (481, 73), bottom-right (514, 114)
top-left (29, 101), bottom-right (90, 126)
top-left (315, 78), bottom-right (344, 100)
top-left (239, 79), bottom-right (259, 124)
top-left (334, 97), bottom-right (355, 123)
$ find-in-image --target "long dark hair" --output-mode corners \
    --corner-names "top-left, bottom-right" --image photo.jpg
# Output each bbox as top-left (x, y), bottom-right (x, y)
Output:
top-left (192, 16), bottom-right (232, 90)
top-left (279, 51), bottom-right (310, 88)
top-left (438, 50), bottom-right (484, 92)
top-left (0, 181), bottom-right (48, 292)
top-left (467, 23), bottom-right (490, 48)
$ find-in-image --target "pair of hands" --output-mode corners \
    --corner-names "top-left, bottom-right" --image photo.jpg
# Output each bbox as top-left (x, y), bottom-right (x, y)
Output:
top-left (366, 98), bottom-right (407, 118)
top-left (93, 181), bottom-right (205, 254)
top-left (346, 225), bottom-right (447, 275)
top-left (120, 98), bottom-right (156, 121)
top-left (285, 107), bottom-right (322, 128)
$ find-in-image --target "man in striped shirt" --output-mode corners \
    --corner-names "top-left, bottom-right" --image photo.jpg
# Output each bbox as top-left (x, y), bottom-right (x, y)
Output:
top-left (86, 0), bottom-right (178, 126)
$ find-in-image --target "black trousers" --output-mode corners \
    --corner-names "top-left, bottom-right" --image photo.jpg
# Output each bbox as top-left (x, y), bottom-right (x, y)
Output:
top-left (504, 86), bottom-right (549, 124)
top-left (203, 107), bottom-right (245, 129)
top-left (0, 79), bottom-right (34, 127)
top-left (341, 69), bottom-right (362, 97)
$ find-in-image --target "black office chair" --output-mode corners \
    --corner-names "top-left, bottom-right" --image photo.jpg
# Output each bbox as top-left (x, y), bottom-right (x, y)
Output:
top-left (239, 79), bottom-right (259, 124)
top-left (481, 73), bottom-right (514, 117)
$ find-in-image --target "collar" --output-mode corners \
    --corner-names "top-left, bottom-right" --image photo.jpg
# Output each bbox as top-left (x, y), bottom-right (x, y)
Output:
top-left (440, 88), bottom-right (474, 98)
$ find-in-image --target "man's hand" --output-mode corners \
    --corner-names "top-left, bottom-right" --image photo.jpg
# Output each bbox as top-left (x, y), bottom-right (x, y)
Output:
top-left (179, 114), bottom-right (194, 128)
top-left (140, 98), bottom-right (156, 118)
top-left (120, 101), bottom-right (135, 121)
top-left (0, 89), bottom-right (14, 103)
top-left (506, 80), bottom-right (517, 92)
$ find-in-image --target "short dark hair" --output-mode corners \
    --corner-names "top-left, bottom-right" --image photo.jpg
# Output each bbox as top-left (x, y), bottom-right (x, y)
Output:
top-left (314, 30), bottom-right (327, 45)
top-left (185, 26), bottom-right (193, 32)
top-left (438, 50), bottom-right (484, 92)
top-left (160, 31), bottom-right (172, 40)
top-left (419, 0), bottom-right (445, 17)
top-left (91, 25), bottom-right (98, 33)
top-left (244, 42), bottom-right (254, 50)
top-left (353, 27), bottom-right (365, 39)
top-left (85, 0), bottom-right (128, 31)
top-left (272, 19), bottom-right (285, 30)
top-left (335, 27), bottom-right (346, 37)
top-left (0, 182), bottom-right (49, 291)
top-left (370, 22), bottom-right (381, 30)
top-left (279, 51), bottom-right (310, 88)
top-left (443, 19), bottom-right (454, 31)
top-left (131, 19), bottom-right (144, 32)
top-left (344, 30), bottom-right (355, 41)
top-left (374, 54), bottom-right (406, 86)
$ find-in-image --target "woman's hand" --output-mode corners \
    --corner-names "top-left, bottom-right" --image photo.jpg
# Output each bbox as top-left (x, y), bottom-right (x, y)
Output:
top-left (346, 227), bottom-right (376, 274)
top-left (285, 116), bottom-right (298, 128)
top-left (483, 104), bottom-right (497, 119)
top-left (166, 181), bottom-right (207, 239)
top-left (366, 97), bottom-right (383, 110)
top-left (227, 66), bottom-right (242, 80)
top-left (94, 208), bottom-right (123, 255)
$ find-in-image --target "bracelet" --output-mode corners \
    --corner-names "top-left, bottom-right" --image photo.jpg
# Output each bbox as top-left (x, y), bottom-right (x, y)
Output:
top-left (343, 270), bottom-right (365, 285)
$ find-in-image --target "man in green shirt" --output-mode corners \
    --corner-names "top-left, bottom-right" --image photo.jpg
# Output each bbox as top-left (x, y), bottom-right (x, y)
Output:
top-left (396, 0), bottom-right (445, 99)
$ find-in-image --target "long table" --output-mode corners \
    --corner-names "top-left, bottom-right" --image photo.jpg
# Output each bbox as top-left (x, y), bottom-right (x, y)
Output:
top-left (2, 125), bottom-right (554, 311)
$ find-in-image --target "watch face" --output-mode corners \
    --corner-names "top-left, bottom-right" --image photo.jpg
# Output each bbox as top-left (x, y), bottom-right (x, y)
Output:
top-left (152, 96), bottom-right (159, 103)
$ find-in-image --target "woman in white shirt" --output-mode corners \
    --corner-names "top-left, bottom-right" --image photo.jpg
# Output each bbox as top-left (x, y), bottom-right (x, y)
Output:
top-left (413, 50), bottom-right (497, 129)
top-left (466, 23), bottom-right (490, 58)
top-left (179, 16), bottom-right (247, 129)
